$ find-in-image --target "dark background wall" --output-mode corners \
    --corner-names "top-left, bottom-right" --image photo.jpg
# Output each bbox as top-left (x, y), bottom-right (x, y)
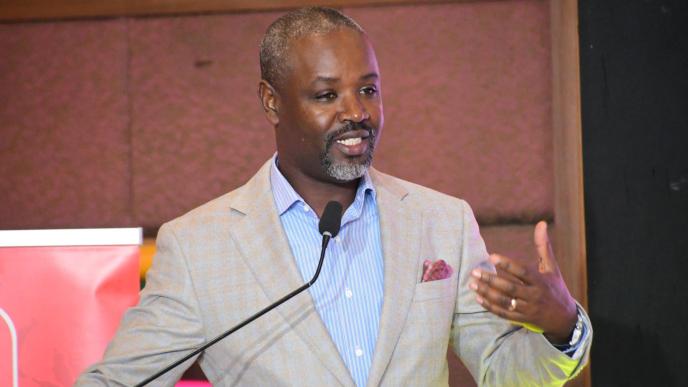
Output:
top-left (579, 1), bottom-right (688, 386)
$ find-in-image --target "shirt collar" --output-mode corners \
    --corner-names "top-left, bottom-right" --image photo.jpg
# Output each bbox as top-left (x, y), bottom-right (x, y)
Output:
top-left (269, 153), bottom-right (376, 217)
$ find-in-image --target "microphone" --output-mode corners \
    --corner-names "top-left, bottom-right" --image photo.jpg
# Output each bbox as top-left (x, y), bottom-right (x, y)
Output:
top-left (134, 201), bottom-right (343, 387)
top-left (319, 201), bottom-right (342, 238)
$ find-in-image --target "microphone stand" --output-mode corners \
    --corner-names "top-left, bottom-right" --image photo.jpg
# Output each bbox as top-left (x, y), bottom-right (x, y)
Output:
top-left (134, 232), bottom-right (334, 387)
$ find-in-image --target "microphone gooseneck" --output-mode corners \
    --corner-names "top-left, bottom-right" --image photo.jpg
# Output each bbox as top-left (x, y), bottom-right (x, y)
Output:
top-left (134, 200), bottom-right (343, 387)
top-left (309, 200), bottom-right (343, 286)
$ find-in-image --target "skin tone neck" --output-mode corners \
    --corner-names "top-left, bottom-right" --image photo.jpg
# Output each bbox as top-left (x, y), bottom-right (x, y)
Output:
top-left (279, 161), bottom-right (359, 218)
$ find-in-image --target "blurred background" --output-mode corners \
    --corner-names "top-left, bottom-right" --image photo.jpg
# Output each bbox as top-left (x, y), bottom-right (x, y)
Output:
top-left (1, 0), bottom-right (686, 386)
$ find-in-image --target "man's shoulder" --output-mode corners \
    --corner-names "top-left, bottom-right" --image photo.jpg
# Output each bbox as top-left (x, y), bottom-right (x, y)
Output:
top-left (371, 168), bottom-right (467, 211)
top-left (162, 160), bottom-right (272, 235)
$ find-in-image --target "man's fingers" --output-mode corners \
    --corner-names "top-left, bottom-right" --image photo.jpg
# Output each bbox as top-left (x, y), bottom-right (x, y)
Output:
top-left (475, 293), bottom-right (529, 322)
top-left (471, 269), bottom-right (526, 299)
top-left (489, 254), bottom-right (534, 285)
top-left (533, 221), bottom-right (559, 274)
top-left (496, 265), bottom-right (524, 285)
top-left (472, 279), bottom-right (531, 313)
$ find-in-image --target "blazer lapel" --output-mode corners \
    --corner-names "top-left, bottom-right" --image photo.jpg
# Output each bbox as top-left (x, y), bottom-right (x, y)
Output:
top-left (367, 170), bottom-right (422, 387)
top-left (228, 161), bottom-right (354, 386)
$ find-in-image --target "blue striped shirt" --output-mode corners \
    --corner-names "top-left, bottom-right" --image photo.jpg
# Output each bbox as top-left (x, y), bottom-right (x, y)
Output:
top-left (270, 157), bottom-right (384, 387)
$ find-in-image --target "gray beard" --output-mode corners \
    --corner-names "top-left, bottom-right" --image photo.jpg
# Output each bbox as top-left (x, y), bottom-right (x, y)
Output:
top-left (320, 134), bottom-right (375, 182)
top-left (325, 161), bottom-right (369, 181)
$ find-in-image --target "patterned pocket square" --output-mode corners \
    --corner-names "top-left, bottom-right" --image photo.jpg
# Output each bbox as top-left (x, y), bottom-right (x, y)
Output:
top-left (421, 259), bottom-right (454, 282)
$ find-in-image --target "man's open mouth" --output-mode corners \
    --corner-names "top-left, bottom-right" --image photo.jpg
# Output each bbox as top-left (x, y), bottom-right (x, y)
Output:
top-left (330, 129), bottom-right (372, 157)
top-left (336, 137), bottom-right (363, 146)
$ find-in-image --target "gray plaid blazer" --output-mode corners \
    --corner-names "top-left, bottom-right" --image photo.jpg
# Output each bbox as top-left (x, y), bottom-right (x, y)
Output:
top-left (77, 160), bottom-right (591, 386)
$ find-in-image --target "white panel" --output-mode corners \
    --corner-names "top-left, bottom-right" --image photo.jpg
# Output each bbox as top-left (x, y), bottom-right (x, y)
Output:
top-left (0, 228), bottom-right (142, 247)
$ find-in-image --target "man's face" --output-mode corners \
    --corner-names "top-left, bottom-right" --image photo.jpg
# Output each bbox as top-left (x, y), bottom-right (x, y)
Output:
top-left (272, 28), bottom-right (383, 183)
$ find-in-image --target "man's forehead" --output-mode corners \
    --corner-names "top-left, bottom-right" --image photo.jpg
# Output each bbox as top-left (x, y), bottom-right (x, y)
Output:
top-left (310, 72), bottom-right (379, 86)
top-left (285, 29), bottom-right (379, 81)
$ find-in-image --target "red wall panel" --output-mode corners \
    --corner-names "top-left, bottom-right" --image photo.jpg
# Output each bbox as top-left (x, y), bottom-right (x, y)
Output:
top-left (127, 13), bottom-right (279, 227)
top-left (0, 0), bottom-right (552, 228)
top-left (0, 20), bottom-right (131, 229)
top-left (347, 0), bottom-right (553, 224)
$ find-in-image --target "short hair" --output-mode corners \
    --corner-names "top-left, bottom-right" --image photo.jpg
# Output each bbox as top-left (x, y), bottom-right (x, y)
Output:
top-left (259, 7), bottom-right (365, 89)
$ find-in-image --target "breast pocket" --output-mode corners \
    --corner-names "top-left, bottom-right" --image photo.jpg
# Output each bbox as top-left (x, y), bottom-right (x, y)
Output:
top-left (412, 276), bottom-right (456, 303)
top-left (401, 276), bottom-right (457, 356)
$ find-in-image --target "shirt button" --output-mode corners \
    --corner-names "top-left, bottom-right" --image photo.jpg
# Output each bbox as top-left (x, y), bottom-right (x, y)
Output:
top-left (345, 288), bottom-right (353, 298)
top-left (335, 236), bottom-right (341, 243)
top-left (355, 346), bottom-right (363, 357)
top-left (303, 205), bottom-right (309, 212)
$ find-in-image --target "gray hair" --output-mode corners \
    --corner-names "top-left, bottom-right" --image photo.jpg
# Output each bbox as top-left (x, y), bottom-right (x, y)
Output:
top-left (259, 7), bottom-right (365, 89)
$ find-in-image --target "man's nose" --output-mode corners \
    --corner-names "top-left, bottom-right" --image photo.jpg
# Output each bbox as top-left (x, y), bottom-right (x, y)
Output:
top-left (337, 93), bottom-right (370, 123)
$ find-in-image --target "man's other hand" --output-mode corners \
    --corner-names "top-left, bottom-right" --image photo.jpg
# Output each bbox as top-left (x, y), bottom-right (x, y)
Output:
top-left (469, 221), bottom-right (578, 344)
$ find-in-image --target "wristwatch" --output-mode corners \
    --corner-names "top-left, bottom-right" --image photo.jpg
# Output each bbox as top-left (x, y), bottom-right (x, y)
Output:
top-left (568, 310), bottom-right (584, 347)
top-left (553, 309), bottom-right (584, 351)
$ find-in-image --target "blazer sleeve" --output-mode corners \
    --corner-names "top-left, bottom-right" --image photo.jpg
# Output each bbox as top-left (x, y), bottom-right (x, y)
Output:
top-left (75, 223), bottom-right (206, 386)
top-left (449, 201), bottom-right (592, 387)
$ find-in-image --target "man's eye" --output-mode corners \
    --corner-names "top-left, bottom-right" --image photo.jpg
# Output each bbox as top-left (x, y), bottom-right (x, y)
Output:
top-left (361, 86), bottom-right (378, 96)
top-left (315, 92), bottom-right (336, 101)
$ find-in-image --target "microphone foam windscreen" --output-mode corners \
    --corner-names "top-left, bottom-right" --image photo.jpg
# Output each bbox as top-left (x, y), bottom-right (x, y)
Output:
top-left (319, 201), bottom-right (343, 237)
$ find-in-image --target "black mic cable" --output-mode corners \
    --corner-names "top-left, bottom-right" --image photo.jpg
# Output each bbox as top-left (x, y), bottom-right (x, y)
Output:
top-left (134, 201), bottom-right (343, 387)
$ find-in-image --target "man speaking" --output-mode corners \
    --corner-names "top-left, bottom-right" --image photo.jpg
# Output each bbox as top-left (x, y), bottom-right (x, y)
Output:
top-left (77, 7), bottom-right (591, 386)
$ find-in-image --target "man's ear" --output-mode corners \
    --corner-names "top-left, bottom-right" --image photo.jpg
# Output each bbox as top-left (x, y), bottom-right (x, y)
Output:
top-left (258, 80), bottom-right (280, 126)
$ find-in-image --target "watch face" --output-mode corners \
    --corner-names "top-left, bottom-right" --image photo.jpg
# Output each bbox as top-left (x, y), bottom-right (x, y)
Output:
top-left (569, 313), bottom-right (584, 346)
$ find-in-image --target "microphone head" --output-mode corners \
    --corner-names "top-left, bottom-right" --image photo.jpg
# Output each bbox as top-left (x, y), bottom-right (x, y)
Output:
top-left (319, 201), bottom-right (343, 237)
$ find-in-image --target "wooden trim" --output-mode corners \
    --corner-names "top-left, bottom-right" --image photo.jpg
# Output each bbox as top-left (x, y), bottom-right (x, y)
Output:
top-left (550, 1), bottom-right (590, 386)
top-left (0, 0), bottom-right (459, 22)
top-left (139, 237), bottom-right (156, 280)
top-left (551, 0), bottom-right (587, 313)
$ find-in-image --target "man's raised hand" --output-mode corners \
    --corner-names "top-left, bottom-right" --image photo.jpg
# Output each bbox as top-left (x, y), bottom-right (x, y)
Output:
top-left (468, 221), bottom-right (578, 344)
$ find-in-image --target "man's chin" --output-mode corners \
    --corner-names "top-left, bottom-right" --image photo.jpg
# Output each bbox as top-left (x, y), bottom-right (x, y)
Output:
top-left (325, 162), bottom-right (369, 182)
top-left (321, 142), bottom-right (375, 181)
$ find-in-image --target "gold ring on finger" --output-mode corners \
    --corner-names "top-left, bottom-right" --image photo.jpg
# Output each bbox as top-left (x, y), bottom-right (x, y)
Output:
top-left (508, 297), bottom-right (517, 312)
